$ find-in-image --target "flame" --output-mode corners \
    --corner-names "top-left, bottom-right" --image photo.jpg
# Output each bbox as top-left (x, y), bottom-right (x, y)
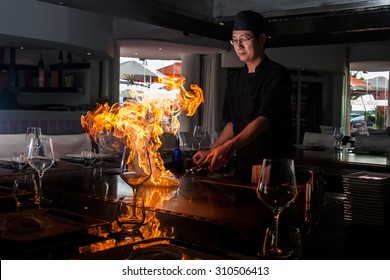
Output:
top-left (81, 76), bottom-right (203, 187)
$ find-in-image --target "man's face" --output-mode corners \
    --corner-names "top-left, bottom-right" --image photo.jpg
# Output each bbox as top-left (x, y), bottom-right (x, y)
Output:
top-left (232, 30), bottom-right (263, 64)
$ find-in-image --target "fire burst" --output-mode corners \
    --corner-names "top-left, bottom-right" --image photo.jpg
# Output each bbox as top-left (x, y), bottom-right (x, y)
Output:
top-left (80, 76), bottom-right (203, 187)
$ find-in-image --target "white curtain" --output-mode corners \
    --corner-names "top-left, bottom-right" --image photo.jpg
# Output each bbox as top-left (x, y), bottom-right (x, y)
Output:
top-left (201, 54), bottom-right (221, 144)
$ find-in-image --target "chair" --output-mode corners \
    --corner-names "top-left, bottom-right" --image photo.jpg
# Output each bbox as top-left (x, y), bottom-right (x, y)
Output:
top-left (0, 134), bottom-right (26, 159)
top-left (160, 132), bottom-right (177, 151)
top-left (47, 133), bottom-right (93, 158)
top-left (302, 132), bottom-right (335, 149)
top-left (354, 135), bottom-right (390, 153)
top-left (0, 132), bottom-right (93, 159)
top-left (319, 125), bottom-right (333, 134)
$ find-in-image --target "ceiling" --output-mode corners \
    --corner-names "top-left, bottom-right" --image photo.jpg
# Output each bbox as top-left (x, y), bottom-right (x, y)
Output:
top-left (4, 1), bottom-right (390, 67)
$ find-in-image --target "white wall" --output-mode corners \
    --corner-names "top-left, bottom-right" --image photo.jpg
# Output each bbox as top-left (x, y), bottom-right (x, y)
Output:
top-left (178, 54), bottom-right (201, 133)
top-left (0, 0), bottom-right (114, 59)
top-left (349, 43), bottom-right (390, 62)
top-left (221, 44), bottom-right (348, 73)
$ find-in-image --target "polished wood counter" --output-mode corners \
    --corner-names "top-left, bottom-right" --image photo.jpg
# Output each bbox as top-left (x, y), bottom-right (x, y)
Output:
top-left (293, 149), bottom-right (390, 193)
top-left (294, 149), bottom-right (390, 173)
top-left (0, 159), bottom-right (389, 260)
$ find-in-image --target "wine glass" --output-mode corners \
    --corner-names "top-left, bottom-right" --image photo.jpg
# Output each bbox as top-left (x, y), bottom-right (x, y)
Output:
top-left (263, 226), bottom-right (301, 260)
top-left (193, 125), bottom-right (207, 150)
top-left (25, 127), bottom-right (42, 153)
top-left (118, 146), bottom-right (151, 234)
top-left (256, 158), bottom-right (298, 259)
top-left (333, 126), bottom-right (344, 151)
top-left (95, 128), bottom-right (110, 167)
top-left (27, 137), bottom-right (55, 208)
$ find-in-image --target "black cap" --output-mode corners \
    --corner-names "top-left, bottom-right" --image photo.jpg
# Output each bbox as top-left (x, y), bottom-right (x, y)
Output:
top-left (232, 10), bottom-right (266, 37)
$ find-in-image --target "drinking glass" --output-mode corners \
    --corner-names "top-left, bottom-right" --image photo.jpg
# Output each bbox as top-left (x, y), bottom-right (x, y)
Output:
top-left (119, 146), bottom-right (151, 234)
top-left (333, 126), bottom-right (344, 151)
top-left (25, 127), bottom-right (42, 152)
top-left (81, 148), bottom-right (96, 168)
top-left (263, 226), bottom-right (301, 260)
top-left (10, 152), bottom-right (27, 174)
top-left (27, 137), bottom-right (55, 208)
top-left (256, 158), bottom-right (298, 259)
top-left (95, 128), bottom-right (110, 167)
top-left (193, 125), bottom-right (207, 150)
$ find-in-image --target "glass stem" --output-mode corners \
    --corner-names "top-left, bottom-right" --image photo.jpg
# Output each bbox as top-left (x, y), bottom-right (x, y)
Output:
top-left (98, 145), bottom-right (104, 172)
top-left (273, 208), bottom-right (281, 250)
top-left (37, 172), bottom-right (44, 209)
top-left (132, 187), bottom-right (138, 218)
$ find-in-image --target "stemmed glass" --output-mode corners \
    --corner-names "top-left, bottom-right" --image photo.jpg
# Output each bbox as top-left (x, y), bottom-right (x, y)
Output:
top-left (193, 125), bottom-right (207, 150)
top-left (256, 158), bottom-right (298, 259)
top-left (95, 128), bottom-right (110, 167)
top-left (25, 127), bottom-right (42, 153)
top-left (27, 137), bottom-right (55, 208)
top-left (118, 146), bottom-right (151, 234)
top-left (333, 126), bottom-right (345, 151)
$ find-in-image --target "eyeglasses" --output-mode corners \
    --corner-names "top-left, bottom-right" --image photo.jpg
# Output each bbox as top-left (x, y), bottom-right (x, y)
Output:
top-left (230, 36), bottom-right (255, 46)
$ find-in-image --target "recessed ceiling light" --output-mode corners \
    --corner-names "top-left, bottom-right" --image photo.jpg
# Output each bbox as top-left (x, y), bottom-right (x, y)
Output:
top-left (134, 52), bottom-right (138, 56)
top-left (20, 46), bottom-right (24, 50)
top-left (86, 52), bottom-right (92, 56)
top-left (158, 48), bottom-right (163, 51)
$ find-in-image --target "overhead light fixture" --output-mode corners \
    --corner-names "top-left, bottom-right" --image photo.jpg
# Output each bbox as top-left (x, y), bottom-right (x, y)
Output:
top-left (158, 48), bottom-right (163, 51)
top-left (86, 52), bottom-right (92, 56)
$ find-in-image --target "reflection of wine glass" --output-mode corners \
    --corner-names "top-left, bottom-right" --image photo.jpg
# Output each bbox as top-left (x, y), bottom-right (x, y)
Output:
top-left (256, 158), bottom-right (298, 259)
top-left (263, 226), bottom-right (301, 260)
top-left (27, 137), bottom-right (55, 208)
top-left (116, 196), bottom-right (146, 234)
top-left (13, 175), bottom-right (38, 210)
top-left (95, 129), bottom-right (110, 167)
top-left (25, 127), bottom-right (42, 152)
top-left (119, 146), bottom-right (151, 234)
top-left (193, 125), bottom-right (207, 150)
top-left (333, 127), bottom-right (344, 150)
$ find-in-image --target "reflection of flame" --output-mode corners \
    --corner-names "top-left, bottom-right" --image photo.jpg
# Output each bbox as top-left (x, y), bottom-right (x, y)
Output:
top-left (138, 184), bottom-right (178, 238)
top-left (81, 76), bottom-right (203, 187)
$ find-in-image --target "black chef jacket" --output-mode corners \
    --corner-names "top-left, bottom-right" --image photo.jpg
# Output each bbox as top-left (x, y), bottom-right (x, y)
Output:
top-left (222, 56), bottom-right (294, 181)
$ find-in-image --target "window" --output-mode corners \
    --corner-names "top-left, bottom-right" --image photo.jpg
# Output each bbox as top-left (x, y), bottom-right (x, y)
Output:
top-left (349, 70), bottom-right (389, 135)
top-left (119, 57), bottom-right (181, 103)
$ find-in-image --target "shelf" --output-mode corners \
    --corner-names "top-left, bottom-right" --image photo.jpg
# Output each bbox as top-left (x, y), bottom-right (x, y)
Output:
top-left (0, 63), bottom-right (38, 70)
top-left (17, 87), bottom-right (85, 93)
top-left (50, 63), bottom-right (90, 71)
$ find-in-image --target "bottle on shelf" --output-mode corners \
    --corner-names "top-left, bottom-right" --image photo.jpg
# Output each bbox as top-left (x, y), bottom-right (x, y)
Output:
top-left (58, 50), bottom-right (64, 64)
top-left (38, 53), bottom-right (45, 87)
top-left (171, 136), bottom-right (184, 173)
top-left (66, 52), bottom-right (72, 64)
top-left (38, 53), bottom-right (44, 69)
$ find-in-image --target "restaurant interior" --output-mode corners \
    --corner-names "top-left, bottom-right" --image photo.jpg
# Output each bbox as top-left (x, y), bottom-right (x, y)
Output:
top-left (0, 0), bottom-right (390, 260)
